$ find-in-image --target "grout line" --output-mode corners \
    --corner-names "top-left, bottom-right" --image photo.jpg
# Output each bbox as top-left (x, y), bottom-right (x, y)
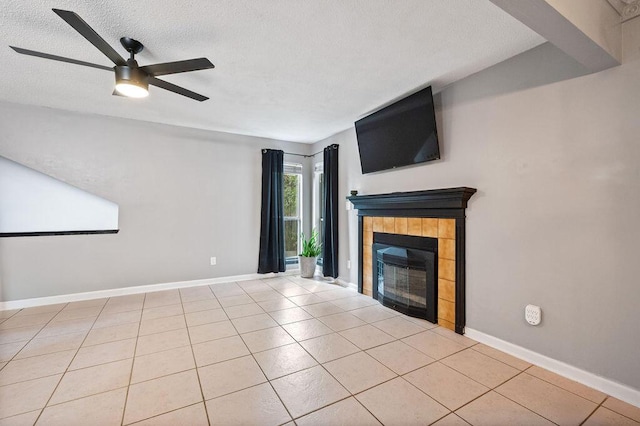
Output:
top-left (522, 365), bottom-right (609, 405)
top-left (118, 292), bottom-right (145, 426)
top-left (395, 376), bottom-right (460, 422)
top-left (80, 322), bottom-right (140, 347)
top-left (0, 409), bottom-right (44, 424)
top-left (180, 286), bottom-right (214, 426)
top-left (31, 295), bottom-right (110, 425)
top-left (0, 309), bottom-right (21, 321)
top-left (429, 413), bottom-right (470, 426)
top-left (322, 357), bottom-right (398, 395)
top-left (39, 383), bottom-right (131, 409)
top-left (278, 316), bottom-right (394, 423)
top-left (291, 394), bottom-right (357, 422)
top-left (116, 370), bottom-right (202, 425)
top-left (467, 343), bottom-right (532, 371)
top-left (223, 296), bottom-right (296, 424)
top-left (489, 370), bottom-right (563, 425)
top-left (418, 350), bottom-right (563, 424)
top-left (107, 289), bottom-right (202, 424)
top-left (437, 348), bottom-right (520, 383)
top-left (5, 330), bottom-right (91, 362)
top-left (240, 278), bottom-right (328, 393)
top-left (304, 303), bottom-right (554, 424)
top-left (579, 398), bottom-right (606, 426)
top-left (125, 401), bottom-right (205, 425)
top-left (1, 309), bottom-right (71, 365)
top-left (593, 397), bottom-right (640, 424)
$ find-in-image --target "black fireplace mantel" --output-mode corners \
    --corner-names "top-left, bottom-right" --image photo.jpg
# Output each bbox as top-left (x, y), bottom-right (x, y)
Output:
top-left (348, 187), bottom-right (477, 219)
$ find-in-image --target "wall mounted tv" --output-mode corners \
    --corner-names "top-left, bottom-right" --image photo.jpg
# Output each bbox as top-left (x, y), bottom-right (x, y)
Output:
top-left (355, 86), bottom-right (440, 174)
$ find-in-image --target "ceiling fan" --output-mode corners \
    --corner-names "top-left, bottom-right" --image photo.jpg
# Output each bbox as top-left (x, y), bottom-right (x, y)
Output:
top-left (10, 9), bottom-right (215, 101)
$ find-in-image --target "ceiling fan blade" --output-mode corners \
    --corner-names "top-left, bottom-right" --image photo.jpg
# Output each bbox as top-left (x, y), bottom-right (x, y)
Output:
top-left (52, 9), bottom-right (126, 66)
top-left (140, 58), bottom-right (214, 77)
top-left (10, 46), bottom-right (113, 71)
top-left (148, 77), bottom-right (209, 102)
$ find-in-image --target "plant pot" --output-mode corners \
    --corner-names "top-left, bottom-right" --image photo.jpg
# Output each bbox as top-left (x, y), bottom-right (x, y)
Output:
top-left (298, 256), bottom-right (318, 278)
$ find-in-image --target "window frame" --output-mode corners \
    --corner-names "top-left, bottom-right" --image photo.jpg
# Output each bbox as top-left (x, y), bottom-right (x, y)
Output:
top-left (283, 163), bottom-right (303, 265)
top-left (312, 162), bottom-right (324, 266)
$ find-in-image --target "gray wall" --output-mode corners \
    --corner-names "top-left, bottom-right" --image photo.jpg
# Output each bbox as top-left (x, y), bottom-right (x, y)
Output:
top-left (313, 42), bottom-right (640, 390)
top-left (0, 103), bottom-right (310, 300)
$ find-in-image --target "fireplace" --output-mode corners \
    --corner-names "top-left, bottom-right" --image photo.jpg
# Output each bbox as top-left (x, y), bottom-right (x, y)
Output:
top-left (372, 233), bottom-right (438, 323)
top-left (348, 187), bottom-right (476, 334)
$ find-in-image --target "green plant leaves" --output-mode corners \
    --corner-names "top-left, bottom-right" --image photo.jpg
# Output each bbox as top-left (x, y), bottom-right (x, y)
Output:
top-left (300, 229), bottom-right (322, 257)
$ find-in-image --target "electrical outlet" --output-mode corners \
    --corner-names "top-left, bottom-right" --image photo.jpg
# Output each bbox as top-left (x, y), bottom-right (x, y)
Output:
top-left (210, 257), bottom-right (217, 266)
top-left (525, 304), bottom-right (541, 325)
top-left (347, 260), bottom-right (351, 269)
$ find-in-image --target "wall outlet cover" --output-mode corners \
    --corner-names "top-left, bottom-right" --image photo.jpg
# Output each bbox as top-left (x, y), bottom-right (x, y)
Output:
top-left (525, 304), bottom-right (541, 325)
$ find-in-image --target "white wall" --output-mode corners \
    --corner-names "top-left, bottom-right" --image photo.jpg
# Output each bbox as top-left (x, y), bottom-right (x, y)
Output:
top-left (0, 102), bottom-right (309, 301)
top-left (313, 42), bottom-right (640, 391)
top-left (0, 156), bottom-right (119, 234)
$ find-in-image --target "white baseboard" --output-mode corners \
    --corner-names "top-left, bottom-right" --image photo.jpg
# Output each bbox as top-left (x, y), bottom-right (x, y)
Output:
top-left (335, 278), bottom-right (358, 290)
top-left (465, 327), bottom-right (640, 408)
top-left (0, 270), bottom-right (299, 311)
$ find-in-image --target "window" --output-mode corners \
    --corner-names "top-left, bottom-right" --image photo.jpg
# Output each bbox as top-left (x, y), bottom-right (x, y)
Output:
top-left (284, 163), bottom-right (303, 263)
top-left (312, 162), bottom-right (324, 265)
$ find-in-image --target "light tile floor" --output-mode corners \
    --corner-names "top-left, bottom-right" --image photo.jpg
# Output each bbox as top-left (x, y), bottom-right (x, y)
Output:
top-left (1, 276), bottom-right (639, 425)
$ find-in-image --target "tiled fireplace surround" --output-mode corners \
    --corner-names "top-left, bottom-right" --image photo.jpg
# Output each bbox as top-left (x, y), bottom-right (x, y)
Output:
top-left (349, 188), bottom-right (477, 334)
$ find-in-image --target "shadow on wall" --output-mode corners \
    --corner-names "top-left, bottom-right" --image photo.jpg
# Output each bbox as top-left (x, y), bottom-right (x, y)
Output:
top-left (433, 42), bottom-right (591, 108)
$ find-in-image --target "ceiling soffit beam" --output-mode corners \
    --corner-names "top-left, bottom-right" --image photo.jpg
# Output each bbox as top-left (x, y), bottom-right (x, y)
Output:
top-left (490, 0), bottom-right (621, 72)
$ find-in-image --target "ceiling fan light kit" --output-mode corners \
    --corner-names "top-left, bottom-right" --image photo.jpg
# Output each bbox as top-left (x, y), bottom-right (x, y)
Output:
top-left (115, 66), bottom-right (149, 98)
top-left (9, 9), bottom-right (215, 101)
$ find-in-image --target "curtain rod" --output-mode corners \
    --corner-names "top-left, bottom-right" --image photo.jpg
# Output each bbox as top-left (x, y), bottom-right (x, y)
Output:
top-left (283, 150), bottom-right (323, 158)
top-left (283, 144), bottom-right (338, 158)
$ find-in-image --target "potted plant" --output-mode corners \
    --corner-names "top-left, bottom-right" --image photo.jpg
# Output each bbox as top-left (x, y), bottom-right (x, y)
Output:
top-left (299, 229), bottom-right (322, 278)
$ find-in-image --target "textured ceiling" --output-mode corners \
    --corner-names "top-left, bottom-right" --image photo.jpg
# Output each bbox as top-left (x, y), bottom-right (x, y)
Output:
top-left (0, 0), bottom-right (544, 142)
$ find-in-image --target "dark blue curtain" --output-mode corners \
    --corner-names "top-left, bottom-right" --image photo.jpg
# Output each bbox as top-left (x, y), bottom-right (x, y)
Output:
top-left (322, 144), bottom-right (339, 278)
top-left (258, 149), bottom-right (286, 274)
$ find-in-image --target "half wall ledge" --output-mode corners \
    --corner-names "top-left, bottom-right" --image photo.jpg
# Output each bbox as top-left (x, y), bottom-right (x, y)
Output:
top-left (0, 230), bottom-right (119, 238)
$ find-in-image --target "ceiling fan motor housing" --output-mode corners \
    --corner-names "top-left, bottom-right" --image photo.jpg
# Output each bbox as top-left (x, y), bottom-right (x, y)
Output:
top-left (115, 64), bottom-right (148, 88)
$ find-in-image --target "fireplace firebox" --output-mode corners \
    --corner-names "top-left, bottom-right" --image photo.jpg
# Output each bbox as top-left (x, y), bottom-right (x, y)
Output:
top-left (372, 233), bottom-right (438, 323)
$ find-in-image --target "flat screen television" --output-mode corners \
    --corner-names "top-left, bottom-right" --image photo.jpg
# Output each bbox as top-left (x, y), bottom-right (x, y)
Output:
top-left (355, 86), bottom-right (440, 174)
